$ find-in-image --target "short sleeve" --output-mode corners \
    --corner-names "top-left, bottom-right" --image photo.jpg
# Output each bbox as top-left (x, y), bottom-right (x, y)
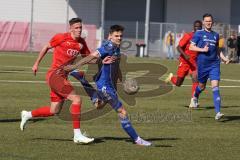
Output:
top-left (191, 32), bottom-right (201, 46)
top-left (97, 40), bottom-right (114, 58)
top-left (80, 39), bottom-right (90, 57)
top-left (49, 33), bottom-right (65, 47)
top-left (178, 33), bottom-right (191, 48)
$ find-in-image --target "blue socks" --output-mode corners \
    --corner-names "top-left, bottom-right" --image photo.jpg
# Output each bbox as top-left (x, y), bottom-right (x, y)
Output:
top-left (194, 86), bottom-right (203, 99)
top-left (119, 115), bottom-right (138, 141)
top-left (212, 87), bottom-right (221, 113)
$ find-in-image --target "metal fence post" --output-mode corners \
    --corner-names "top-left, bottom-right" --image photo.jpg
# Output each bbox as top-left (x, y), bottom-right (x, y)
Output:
top-left (29, 0), bottom-right (34, 53)
top-left (144, 0), bottom-right (150, 57)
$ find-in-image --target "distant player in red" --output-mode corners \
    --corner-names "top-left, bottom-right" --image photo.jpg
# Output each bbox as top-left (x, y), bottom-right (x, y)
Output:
top-left (20, 18), bottom-right (94, 144)
top-left (165, 20), bottom-right (202, 108)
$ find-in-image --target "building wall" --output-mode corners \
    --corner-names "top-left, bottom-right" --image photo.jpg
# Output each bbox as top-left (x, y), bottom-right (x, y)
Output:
top-left (105, 0), bottom-right (165, 22)
top-left (1, 0), bottom-right (238, 25)
top-left (230, 0), bottom-right (240, 25)
top-left (165, 0), bottom-right (231, 24)
top-left (0, 0), bottom-right (32, 22)
top-left (69, 0), bottom-right (101, 26)
top-left (0, 0), bottom-right (101, 26)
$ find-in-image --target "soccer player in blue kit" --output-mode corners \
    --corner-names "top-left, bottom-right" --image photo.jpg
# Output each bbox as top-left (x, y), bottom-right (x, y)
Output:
top-left (64, 25), bottom-right (152, 146)
top-left (189, 13), bottom-right (229, 120)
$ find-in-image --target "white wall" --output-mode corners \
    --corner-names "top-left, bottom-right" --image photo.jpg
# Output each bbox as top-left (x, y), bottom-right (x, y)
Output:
top-left (0, 0), bottom-right (32, 22)
top-left (0, 0), bottom-right (101, 25)
top-left (33, 0), bottom-right (69, 23)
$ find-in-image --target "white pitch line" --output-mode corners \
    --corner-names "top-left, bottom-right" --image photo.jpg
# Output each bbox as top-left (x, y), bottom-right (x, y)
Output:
top-left (0, 79), bottom-right (240, 88)
top-left (0, 65), bottom-right (49, 70)
top-left (1, 69), bottom-right (240, 83)
top-left (1, 65), bottom-right (240, 82)
top-left (0, 80), bottom-right (92, 85)
top-left (0, 70), bottom-right (46, 74)
top-left (181, 84), bottom-right (240, 88)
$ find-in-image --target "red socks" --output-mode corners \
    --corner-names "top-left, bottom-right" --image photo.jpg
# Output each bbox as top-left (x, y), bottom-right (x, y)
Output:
top-left (71, 104), bottom-right (81, 129)
top-left (31, 106), bottom-right (54, 117)
top-left (31, 104), bottom-right (81, 129)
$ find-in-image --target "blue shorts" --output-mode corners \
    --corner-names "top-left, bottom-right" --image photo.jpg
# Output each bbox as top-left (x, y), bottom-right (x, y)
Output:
top-left (198, 64), bottom-right (220, 83)
top-left (96, 84), bottom-right (122, 111)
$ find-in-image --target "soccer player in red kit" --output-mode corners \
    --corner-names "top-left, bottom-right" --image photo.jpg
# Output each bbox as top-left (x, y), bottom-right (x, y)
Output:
top-left (165, 20), bottom-right (202, 108)
top-left (20, 18), bottom-right (94, 144)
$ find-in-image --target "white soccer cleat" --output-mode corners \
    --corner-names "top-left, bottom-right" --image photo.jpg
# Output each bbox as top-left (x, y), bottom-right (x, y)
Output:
top-left (135, 137), bottom-right (152, 146)
top-left (165, 73), bottom-right (173, 83)
top-left (73, 134), bottom-right (94, 144)
top-left (189, 97), bottom-right (199, 108)
top-left (215, 112), bottom-right (224, 120)
top-left (20, 110), bottom-right (31, 131)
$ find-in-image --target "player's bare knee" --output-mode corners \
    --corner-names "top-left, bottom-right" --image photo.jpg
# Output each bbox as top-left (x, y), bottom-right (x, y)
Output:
top-left (118, 108), bottom-right (127, 119)
top-left (199, 84), bottom-right (206, 91)
top-left (72, 95), bottom-right (81, 104)
top-left (50, 107), bottom-right (60, 114)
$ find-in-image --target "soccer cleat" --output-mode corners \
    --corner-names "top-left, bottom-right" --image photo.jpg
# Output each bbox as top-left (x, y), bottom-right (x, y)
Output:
top-left (20, 110), bottom-right (31, 131)
top-left (135, 137), bottom-right (152, 146)
top-left (215, 112), bottom-right (224, 120)
top-left (165, 73), bottom-right (173, 83)
top-left (73, 134), bottom-right (94, 144)
top-left (189, 97), bottom-right (199, 108)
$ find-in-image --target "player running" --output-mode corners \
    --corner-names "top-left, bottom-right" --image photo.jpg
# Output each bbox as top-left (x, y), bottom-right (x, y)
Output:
top-left (20, 18), bottom-right (94, 144)
top-left (64, 25), bottom-right (152, 146)
top-left (165, 20), bottom-right (202, 108)
top-left (189, 13), bottom-right (229, 120)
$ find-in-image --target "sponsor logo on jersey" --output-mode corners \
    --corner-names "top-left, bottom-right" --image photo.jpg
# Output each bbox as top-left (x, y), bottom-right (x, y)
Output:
top-left (67, 49), bottom-right (79, 57)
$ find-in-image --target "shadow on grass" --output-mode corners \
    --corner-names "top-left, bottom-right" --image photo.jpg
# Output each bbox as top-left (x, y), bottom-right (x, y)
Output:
top-left (221, 116), bottom-right (240, 122)
top-left (31, 136), bottom-right (179, 147)
top-left (200, 115), bottom-right (240, 122)
top-left (32, 137), bottom-right (72, 142)
top-left (95, 136), bottom-right (179, 148)
top-left (0, 118), bottom-right (45, 123)
top-left (184, 105), bottom-right (240, 110)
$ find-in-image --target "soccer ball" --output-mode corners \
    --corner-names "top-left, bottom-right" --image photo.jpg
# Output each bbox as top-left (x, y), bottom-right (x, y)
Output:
top-left (123, 78), bottom-right (139, 95)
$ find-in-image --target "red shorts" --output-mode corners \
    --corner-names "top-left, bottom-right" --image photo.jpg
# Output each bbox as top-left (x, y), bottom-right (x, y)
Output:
top-left (177, 60), bottom-right (197, 78)
top-left (46, 69), bottom-right (73, 102)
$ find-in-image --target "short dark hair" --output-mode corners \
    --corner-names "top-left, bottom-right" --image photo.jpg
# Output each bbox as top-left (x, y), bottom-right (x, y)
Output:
top-left (69, 18), bottom-right (82, 26)
top-left (194, 20), bottom-right (202, 25)
top-left (109, 25), bottom-right (124, 34)
top-left (203, 13), bottom-right (213, 20)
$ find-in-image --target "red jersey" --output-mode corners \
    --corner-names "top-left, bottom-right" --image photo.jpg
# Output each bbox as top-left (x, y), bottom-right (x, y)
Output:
top-left (49, 33), bottom-right (90, 71)
top-left (178, 32), bottom-right (198, 63)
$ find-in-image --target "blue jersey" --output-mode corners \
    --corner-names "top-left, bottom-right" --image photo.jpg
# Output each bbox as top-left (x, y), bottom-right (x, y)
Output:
top-left (94, 40), bottom-right (122, 110)
top-left (191, 29), bottom-right (220, 67)
top-left (96, 40), bottom-right (121, 88)
top-left (191, 29), bottom-right (220, 83)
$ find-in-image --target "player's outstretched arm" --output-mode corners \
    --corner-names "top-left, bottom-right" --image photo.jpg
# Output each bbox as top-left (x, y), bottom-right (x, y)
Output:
top-left (177, 45), bottom-right (190, 60)
top-left (32, 43), bottom-right (52, 76)
top-left (64, 51), bottom-right (101, 72)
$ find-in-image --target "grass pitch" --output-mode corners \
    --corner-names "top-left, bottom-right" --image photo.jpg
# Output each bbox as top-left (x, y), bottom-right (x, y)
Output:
top-left (0, 52), bottom-right (240, 160)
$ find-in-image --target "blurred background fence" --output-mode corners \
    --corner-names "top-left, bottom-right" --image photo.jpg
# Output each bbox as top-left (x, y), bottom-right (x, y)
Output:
top-left (0, 0), bottom-right (239, 58)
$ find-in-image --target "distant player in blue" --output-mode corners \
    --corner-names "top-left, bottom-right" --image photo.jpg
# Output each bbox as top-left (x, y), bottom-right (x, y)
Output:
top-left (189, 13), bottom-right (230, 120)
top-left (64, 25), bottom-right (152, 146)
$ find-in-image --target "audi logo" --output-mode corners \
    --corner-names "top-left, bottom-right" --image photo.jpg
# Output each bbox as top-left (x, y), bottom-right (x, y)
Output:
top-left (67, 49), bottom-right (80, 57)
